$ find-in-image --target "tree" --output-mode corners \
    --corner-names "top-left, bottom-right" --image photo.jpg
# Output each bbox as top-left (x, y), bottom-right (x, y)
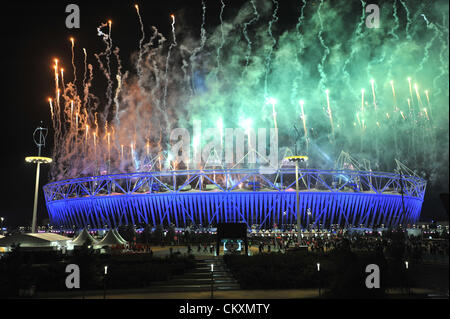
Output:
top-left (153, 224), bottom-right (164, 244)
top-left (168, 224), bottom-right (176, 244)
top-left (143, 224), bottom-right (152, 244)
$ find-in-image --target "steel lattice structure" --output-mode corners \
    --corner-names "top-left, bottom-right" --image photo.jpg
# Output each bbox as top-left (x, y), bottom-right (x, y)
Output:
top-left (43, 168), bottom-right (426, 229)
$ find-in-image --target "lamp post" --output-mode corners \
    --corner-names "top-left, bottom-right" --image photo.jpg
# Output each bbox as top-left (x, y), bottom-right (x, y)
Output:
top-left (317, 262), bottom-right (321, 297)
top-left (0, 217), bottom-right (4, 235)
top-left (284, 156), bottom-right (308, 245)
top-left (26, 123), bottom-right (52, 233)
top-left (210, 263), bottom-right (214, 299)
top-left (104, 265), bottom-right (108, 299)
top-left (405, 260), bottom-right (410, 296)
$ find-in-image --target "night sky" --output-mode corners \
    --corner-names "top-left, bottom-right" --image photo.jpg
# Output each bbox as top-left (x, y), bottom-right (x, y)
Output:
top-left (0, 0), bottom-right (447, 228)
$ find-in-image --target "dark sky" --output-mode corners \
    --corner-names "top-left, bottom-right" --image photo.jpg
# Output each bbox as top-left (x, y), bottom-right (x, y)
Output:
top-left (0, 0), bottom-right (447, 228)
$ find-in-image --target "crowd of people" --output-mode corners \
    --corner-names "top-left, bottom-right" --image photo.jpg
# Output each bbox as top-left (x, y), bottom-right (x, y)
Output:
top-left (59, 223), bottom-right (449, 260)
top-left (248, 230), bottom-right (449, 259)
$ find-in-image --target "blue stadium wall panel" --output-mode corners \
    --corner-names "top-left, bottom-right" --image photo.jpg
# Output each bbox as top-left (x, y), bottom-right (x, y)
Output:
top-left (44, 169), bottom-right (426, 229)
top-left (46, 192), bottom-right (423, 229)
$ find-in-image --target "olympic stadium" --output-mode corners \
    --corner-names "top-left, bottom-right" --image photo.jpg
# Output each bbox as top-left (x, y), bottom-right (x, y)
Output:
top-left (43, 168), bottom-right (426, 230)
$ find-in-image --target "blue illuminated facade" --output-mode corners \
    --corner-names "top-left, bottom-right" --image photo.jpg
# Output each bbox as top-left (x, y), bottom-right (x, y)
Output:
top-left (43, 169), bottom-right (426, 229)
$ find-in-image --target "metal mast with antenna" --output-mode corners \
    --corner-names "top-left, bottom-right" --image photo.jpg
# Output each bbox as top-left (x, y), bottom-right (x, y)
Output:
top-left (26, 122), bottom-right (52, 233)
top-left (284, 155), bottom-right (308, 245)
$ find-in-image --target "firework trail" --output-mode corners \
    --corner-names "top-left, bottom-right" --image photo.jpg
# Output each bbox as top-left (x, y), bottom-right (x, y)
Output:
top-left (113, 46), bottom-right (123, 124)
top-left (180, 45), bottom-right (193, 96)
top-left (163, 14), bottom-right (177, 113)
top-left (82, 48), bottom-right (88, 91)
top-left (135, 4), bottom-right (146, 78)
top-left (386, 1), bottom-right (401, 82)
top-left (399, 0), bottom-right (412, 39)
top-left (366, 51), bottom-right (386, 87)
top-left (82, 63), bottom-right (94, 112)
top-left (190, 0), bottom-right (207, 95)
top-left (139, 26), bottom-right (164, 93)
top-left (299, 100), bottom-right (308, 151)
top-left (241, 0), bottom-right (259, 79)
top-left (429, 14), bottom-right (450, 97)
top-left (159, 14), bottom-right (176, 139)
top-left (389, 0), bottom-right (400, 40)
top-left (325, 89), bottom-right (334, 141)
top-left (96, 22), bottom-right (114, 117)
top-left (370, 79), bottom-right (377, 110)
top-left (264, 0), bottom-right (279, 98)
top-left (316, 0), bottom-right (330, 93)
top-left (390, 80), bottom-right (398, 111)
top-left (70, 37), bottom-right (77, 91)
top-left (291, 0), bottom-right (307, 107)
top-left (216, 0), bottom-right (226, 78)
top-left (342, 0), bottom-right (366, 97)
top-left (60, 68), bottom-right (66, 95)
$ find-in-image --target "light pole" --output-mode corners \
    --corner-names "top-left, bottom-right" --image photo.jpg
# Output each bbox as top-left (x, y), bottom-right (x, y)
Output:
top-left (0, 217), bottom-right (4, 235)
top-left (317, 262), bottom-right (321, 297)
top-left (25, 123), bottom-right (52, 233)
top-left (284, 156), bottom-right (308, 245)
top-left (405, 260), bottom-right (410, 296)
top-left (104, 265), bottom-right (108, 299)
top-left (210, 263), bottom-right (214, 299)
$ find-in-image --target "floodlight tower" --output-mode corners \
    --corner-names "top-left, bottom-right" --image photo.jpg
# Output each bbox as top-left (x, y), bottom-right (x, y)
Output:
top-left (26, 122), bottom-right (52, 233)
top-left (284, 156), bottom-right (308, 245)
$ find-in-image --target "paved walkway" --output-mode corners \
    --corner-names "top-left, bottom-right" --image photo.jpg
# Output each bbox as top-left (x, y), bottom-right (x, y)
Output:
top-left (48, 289), bottom-right (320, 299)
top-left (41, 287), bottom-right (443, 299)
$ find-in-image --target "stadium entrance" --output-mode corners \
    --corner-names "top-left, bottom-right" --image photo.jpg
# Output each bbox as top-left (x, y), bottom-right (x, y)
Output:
top-left (216, 223), bottom-right (248, 256)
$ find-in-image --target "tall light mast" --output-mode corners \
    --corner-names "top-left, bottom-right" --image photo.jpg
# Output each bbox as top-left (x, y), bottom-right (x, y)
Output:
top-left (26, 122), bottom-right (52, 233)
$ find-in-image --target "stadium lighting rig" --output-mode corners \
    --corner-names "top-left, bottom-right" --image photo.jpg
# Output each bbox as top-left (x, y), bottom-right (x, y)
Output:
top-left (26, 122), bottom-right (52, 233)
top-left (284, 156), bottom-right (308, 244)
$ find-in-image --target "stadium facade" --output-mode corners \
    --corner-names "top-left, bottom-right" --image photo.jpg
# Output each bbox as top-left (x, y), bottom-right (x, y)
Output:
top-left (43, 168), bottom-right (426, 230)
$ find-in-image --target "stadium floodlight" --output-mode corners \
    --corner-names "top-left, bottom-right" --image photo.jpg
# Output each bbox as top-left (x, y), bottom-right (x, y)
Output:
top-left (26, 123), bottom-right (52, 233)
top-left (284, 156), bottom-right (308, 244)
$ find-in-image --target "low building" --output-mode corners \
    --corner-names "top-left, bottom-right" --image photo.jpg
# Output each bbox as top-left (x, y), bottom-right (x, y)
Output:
top-left (0, 232), bottom-right (72, 252)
